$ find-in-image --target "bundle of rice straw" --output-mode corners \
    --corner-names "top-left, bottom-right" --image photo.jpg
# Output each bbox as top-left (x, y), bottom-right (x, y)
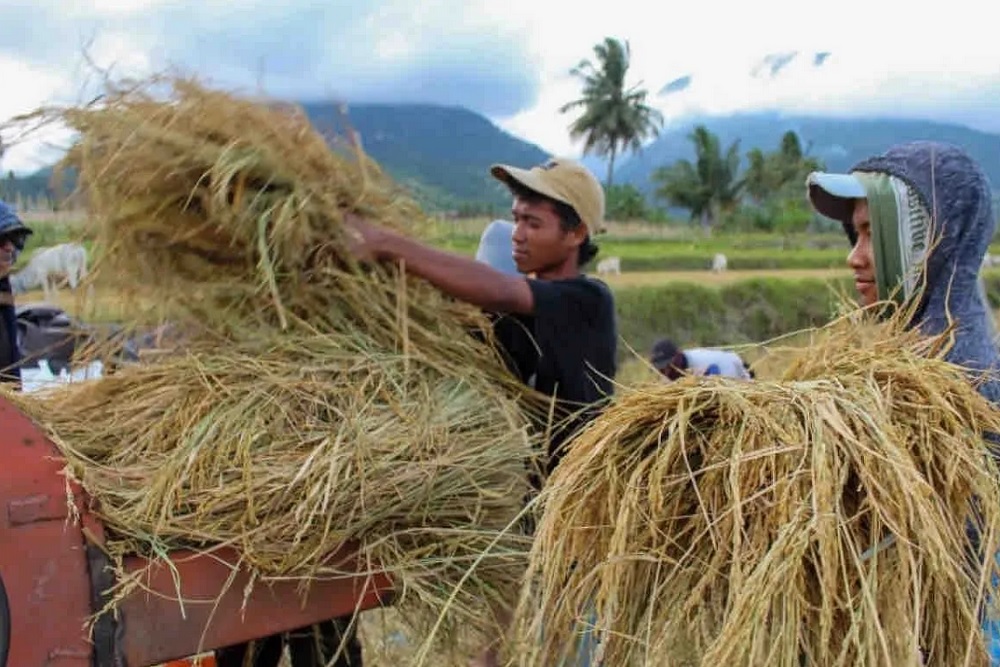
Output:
top-left (2, 75), bottom-right (544, 650)
top-left (510, 308), bottom-right (1000, 667)
top-left (6, 75), bottom-right (472, 341)
top-left (9, 331), bottom-right (534, 643)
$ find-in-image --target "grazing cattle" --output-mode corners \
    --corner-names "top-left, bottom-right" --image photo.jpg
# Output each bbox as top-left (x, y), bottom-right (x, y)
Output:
top-left (596, 256), bottom-right (621, 276)
top-left (9, 243), bottom-right (88, 300)
top-left (711, 253), bottom-right (728, 273)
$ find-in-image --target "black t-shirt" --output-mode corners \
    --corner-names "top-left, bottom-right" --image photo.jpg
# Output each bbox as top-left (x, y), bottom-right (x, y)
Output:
top-left (0, 288), bottom-right (16, 384)
top-left (0, 309), bottom-right (12, 381)
top-left (491, 276), bottom-right (617, 475)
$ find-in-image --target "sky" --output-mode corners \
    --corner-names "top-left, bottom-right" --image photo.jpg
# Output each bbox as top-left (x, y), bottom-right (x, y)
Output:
top-left (2, 0), bottom-right (999, 175)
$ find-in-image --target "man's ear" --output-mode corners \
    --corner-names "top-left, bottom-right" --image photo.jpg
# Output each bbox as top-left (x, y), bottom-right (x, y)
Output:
top-left (568, 224), bottom-right (587, 248)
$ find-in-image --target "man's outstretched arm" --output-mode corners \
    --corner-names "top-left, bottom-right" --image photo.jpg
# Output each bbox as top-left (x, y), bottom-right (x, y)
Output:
top-left (345, 214), bottom-right (535, 315)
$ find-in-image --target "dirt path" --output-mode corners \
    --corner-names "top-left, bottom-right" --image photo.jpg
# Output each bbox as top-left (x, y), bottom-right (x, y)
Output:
top-left (599, 268), bottom-right (850, 288)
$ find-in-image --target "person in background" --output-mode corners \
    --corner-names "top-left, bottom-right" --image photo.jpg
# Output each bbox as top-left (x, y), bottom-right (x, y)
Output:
top-left (0, 200), bottom-right (33, 386)
top-left (650, 338), bottom-right (753, 381)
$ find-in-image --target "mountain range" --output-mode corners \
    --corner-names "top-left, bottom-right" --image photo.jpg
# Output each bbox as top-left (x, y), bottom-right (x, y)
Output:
top-left (5, 105), bottom-right (1000, 214)
top-left (614, 112), bottom-right (1000, 199)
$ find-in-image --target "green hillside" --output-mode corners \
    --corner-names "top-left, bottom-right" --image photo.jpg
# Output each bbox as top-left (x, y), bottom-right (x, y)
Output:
top-left (616, 112), bottom-right (1000, 198)
top-left (301, 102), bottom-right (550, 213)
top-left (5, 106), bottom-right (1000, 213)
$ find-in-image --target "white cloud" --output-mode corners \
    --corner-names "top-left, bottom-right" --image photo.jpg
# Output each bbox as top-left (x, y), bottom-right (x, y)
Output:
top-left (1, 0), bottom-right (1000, 173)
top-left (0, 56), bottom-right (75, 174)
top-left (0, 21), bottom-right (153, 174)
top-left (489, 0), bottom-right (1000, 155)
top-left (87, 31), bottom-right (152, 77)
top-left (654, 52), bottom-right (998, 118)
top-left (87, 0), bottom-right (171, 12)
top-left (495, 3), bottom-right (1000, 156)
top-left (0, 57), bottom-right (65, 121)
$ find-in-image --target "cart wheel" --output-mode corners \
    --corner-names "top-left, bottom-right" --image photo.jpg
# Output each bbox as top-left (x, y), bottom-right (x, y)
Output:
top-left (0, 570), bottom-right (9, 667)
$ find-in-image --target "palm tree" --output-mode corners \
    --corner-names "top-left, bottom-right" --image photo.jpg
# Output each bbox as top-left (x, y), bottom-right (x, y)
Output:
top-left (560, 37), bottom-right (664, 190)
top-left (744, 148), bottom-right (770, 204)
top-left (753, 131), bottom-right (825, 202)
top-left (651, 126), bottom-right (743, 231)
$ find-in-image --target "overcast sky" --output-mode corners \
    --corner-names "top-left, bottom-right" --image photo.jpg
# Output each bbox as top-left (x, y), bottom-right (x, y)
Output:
top-left (2, 0), bottom-right (999, 174)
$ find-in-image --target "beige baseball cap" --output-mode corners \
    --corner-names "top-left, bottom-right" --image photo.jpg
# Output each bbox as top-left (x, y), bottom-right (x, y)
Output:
top-left (490, 157), bottom-right (606, 234)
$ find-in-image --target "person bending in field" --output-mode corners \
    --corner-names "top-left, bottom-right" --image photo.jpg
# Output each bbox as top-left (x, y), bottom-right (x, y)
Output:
top-left (649, 338), bottom-right (753, 381)
top-left (806, 140), bottom-right (1000, 662)
top-left (345, 157), bottom-right (618, 667)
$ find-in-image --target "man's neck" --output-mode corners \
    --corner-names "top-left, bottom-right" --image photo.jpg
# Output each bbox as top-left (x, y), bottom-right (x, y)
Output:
top-left (535, 260), bottom-right (581, 281)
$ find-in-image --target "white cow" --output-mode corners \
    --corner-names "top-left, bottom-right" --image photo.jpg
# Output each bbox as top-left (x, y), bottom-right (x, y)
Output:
top-left (596, 256), bottom-right (621, 276)
top-left (711, 253), bottom-right (728, 273)
top-left (10, 243), bottom-right (89, 300)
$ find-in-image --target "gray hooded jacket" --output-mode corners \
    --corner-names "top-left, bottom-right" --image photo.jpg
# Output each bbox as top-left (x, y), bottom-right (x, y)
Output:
top-left (809, 143), bottom-right (1000, 614)
top-left (846, 141), bottom-right (1000, 404)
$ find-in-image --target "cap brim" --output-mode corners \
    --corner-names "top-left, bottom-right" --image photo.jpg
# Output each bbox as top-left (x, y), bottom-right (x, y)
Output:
top-left (0, 222), bottom-right (32, 235)
top-left (0, 224), bottom-right (33, 251)
top-left (491, 164), bottom-right (576, 211)
top-left (806, 172), bottom-right (866, 223)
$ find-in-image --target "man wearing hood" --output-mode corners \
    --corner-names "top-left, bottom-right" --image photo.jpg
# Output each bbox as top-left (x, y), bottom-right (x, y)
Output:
top-left (0, 200), bottom-right (33, 386)
top-left (805, 140), bottom-right (1000, 403)
top-left (806, 141), bottom-right (1000, 661)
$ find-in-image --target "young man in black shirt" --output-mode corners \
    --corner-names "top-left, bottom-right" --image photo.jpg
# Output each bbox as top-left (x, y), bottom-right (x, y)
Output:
top-left (220, 159), bottom-right (616, 666)
top-left (348, 157), bottom-right (617, 667)
top-left (347, 157), bottom-right (618, 476)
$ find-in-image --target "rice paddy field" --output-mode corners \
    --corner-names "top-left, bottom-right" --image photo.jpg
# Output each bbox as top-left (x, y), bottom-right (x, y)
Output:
top-left (3, 223), bottom-right (906, 386)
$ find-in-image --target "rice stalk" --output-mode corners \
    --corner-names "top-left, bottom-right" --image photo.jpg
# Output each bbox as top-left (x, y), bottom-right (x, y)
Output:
top-left (3, 75), bottom-right (472, 346)
top-left (3, 74), bottom-right (552, 656)
top-left (511, 307), bottom-right (1000, 667)
top-left (6, 330), bottom-right (537, 648)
